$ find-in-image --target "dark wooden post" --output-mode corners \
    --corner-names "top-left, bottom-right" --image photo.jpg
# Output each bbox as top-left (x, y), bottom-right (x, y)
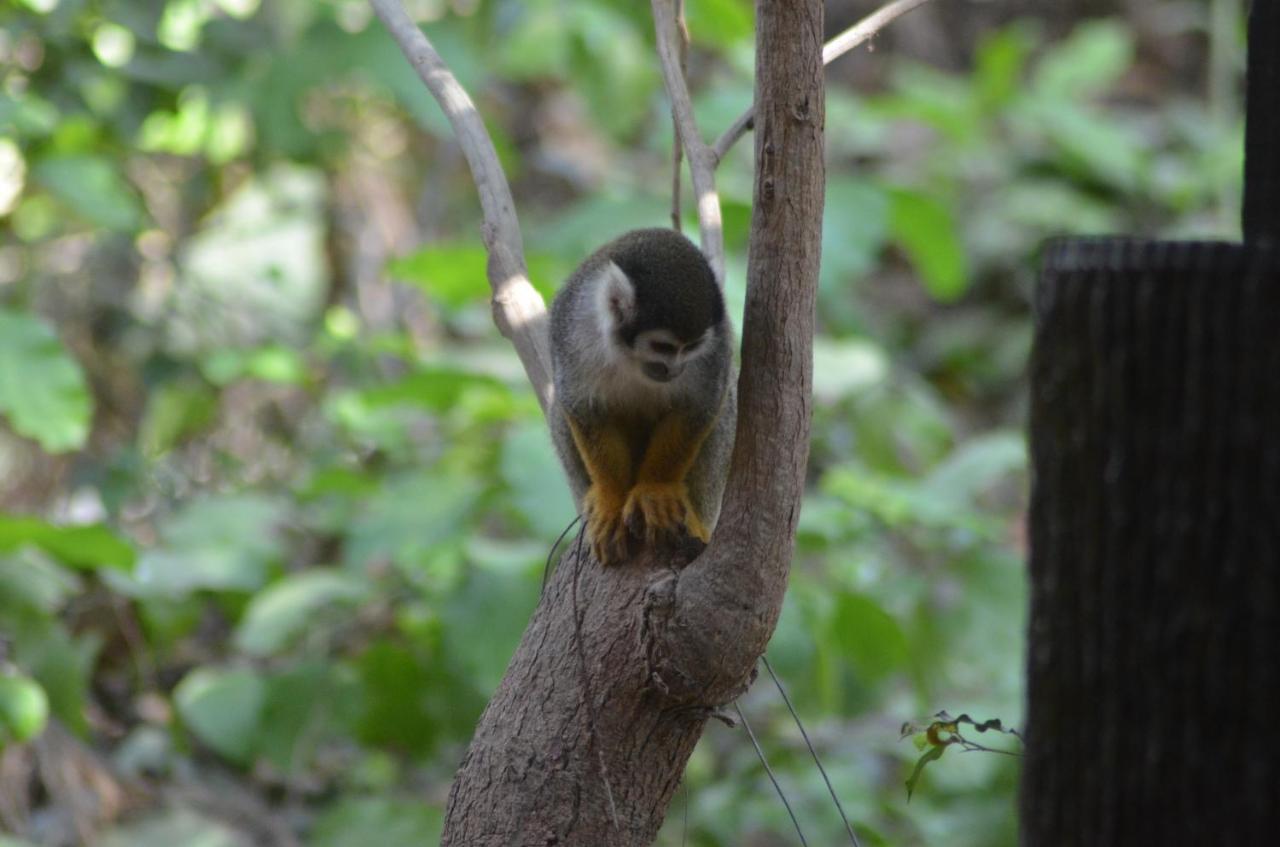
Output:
top-left (1020, 3), bottom-right (1280, 844)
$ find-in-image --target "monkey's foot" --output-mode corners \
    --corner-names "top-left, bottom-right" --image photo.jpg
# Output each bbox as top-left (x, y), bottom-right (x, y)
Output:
top-left (582, 485), bottom-right (630, 564)
top-left (623, 482), bottom-right (709, 545)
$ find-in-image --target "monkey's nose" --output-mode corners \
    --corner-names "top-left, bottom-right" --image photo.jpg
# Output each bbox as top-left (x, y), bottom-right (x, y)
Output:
top-left (643, 362), bottom-right (675, 382)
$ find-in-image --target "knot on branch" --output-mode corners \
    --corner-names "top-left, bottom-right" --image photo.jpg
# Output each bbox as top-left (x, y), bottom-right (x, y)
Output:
top-left (640, 570), bottom-right (756, 706)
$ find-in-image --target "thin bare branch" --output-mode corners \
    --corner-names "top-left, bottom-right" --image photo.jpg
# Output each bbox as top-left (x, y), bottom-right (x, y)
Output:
top-left (652, 0), bottom-right (726, 286)
top-left (670, 0), bottom-right (688, 232)
top-left (370, 0), bottom-right (555, 414)
top-left (711, 0), bottom-right (934, 164)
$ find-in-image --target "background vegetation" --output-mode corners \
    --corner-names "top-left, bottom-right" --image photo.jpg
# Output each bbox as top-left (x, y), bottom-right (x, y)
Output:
top-left (0, 0), bottom-right (1244, 844)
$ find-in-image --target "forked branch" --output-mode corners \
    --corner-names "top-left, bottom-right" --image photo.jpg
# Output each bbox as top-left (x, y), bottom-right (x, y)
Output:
top-left (652, 0), bottom-right (726, 286)
top-left (369, 0), bottom-right (555, 414)
top-left (711, 0), bottom-right (935, 163)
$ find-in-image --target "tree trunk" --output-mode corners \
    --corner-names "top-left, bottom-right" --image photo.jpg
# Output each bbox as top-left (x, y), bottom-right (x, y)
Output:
top-left (1021, 238), bottom-right (1280, 845)
top-left (1023, 5), bottom-right (1280, 840)
top-left (439, 1), bottom-right (825, 843)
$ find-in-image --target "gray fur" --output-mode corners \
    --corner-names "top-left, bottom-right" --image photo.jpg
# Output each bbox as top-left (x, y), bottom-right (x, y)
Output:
top-left (549, 229), bottom-right (736, 533)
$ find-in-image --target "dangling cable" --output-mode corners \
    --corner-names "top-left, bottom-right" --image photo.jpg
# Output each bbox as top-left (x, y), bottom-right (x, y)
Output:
top-left (541, 513), bottom-right (583, 596)
top-left (734, 701), bottom-right (809, 846)
top-left (762, 655), bottom-right (861, 846)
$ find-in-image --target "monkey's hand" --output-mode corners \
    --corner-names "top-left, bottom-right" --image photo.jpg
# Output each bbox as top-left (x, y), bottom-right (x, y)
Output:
top-left (583, 484), bottom-right (631, 564)
top-left (623, 482), bottom-right (708, 545)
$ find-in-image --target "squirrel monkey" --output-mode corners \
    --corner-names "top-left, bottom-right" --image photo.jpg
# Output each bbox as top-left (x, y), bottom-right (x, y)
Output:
top-left (549, 228), bottom-right (737, 564)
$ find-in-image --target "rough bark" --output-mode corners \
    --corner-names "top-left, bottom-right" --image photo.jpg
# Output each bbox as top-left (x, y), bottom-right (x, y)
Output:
top-left (439, 0), bottom-right (825, 842)
top-left (1021, 238), bottom-right (1280, 845)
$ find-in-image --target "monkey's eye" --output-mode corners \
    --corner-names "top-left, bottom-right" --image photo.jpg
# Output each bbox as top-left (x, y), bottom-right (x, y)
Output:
top-left (651, 341), bottom-right (677, 355)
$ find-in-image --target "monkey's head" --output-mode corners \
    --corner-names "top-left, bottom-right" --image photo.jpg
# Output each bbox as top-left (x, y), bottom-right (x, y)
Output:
top-left (593, 228), bottom-right (725, 384)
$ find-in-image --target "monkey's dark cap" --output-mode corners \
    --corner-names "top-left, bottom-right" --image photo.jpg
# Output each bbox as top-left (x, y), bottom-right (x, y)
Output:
top-left (607, 228), bottom-right (724, 342)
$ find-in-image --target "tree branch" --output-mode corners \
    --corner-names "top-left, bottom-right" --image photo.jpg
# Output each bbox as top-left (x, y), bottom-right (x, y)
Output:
top-left (711, 0), bottom-right (933, 164)
top-left (647, 0), bottom-right (826, 702)
top-left (369, 0), bottom-right (555, 414)
top-left (652, 0), bottom-right (726, 286)
top-left (670, 0), bottom-right (689, 232)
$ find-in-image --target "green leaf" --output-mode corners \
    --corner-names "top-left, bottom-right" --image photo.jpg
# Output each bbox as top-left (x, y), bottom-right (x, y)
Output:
top-left (389, 243), bottom-right (563, 306)
top-left (138, 382), bottom-right (218, 457)
top-left (0, 309), bottom-right (93, 453)
top-left (346, 474), bottom-right (479, 571)
top-left (440, 569), bottom-right (538, 693)
top-left (200, 345), bottom-right (308, 386)
top-left (684, 0), bottom-right (753, 49)
top-left (174, 667), bottom-right (265, 765)
top-left (98, 808), bottom-right (244, 847)
top-left (889, 190), bottom-right (969, 301)
top-left (31, 154), bottom-right (144, 231)
top-left (358, 367), bottom-right (508, 413)
top-left (353, 641), bottom-right (439, 754)
top-left (254, 663), bottom-right (362, 774)
top-left (905, 743), bottom-right (947, 800)
top-left (234, 570), bottom-right (368, 657)
top-left (131, 494), bottom-right (287, 596)
top-left (11, 625), bottom-right (98, 735)
top-left (500, 421), bottom-right (576, 537)
top-left (975, 25), bottom-right (1034, 108)
top-left (1033, 19), bottom-right (1133, 99)
top-left (831, 591), bottom-right (909, 683)
top-left (821, 178), bottom-right (891, 292)
top-left (0, 516), bottom-right (134, 572)
top-left (311, 797), bottom-right (443, 847)
top-left (0, 673), bottom-right (49, 744)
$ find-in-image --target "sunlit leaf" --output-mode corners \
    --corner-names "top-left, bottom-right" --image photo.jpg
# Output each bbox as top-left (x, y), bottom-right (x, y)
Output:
top-left (0, 309), bottom-right (92, 453)
top-left (234, 571), bottom-right (368, 657)
top-left (388, 243), bottom-right (563, 306)
top-left (0, 673), bottom-right (49, 744)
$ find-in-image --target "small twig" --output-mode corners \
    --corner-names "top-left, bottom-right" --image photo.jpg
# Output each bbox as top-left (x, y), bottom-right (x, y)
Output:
top-left (734, 702), bottom-right (810, 846)
top-left (711, 0), bottom-right (935, 163)
top-left (762, 656), bottom-right (861, 847)
top-left (670, 0), bottom-right (689, 232)
top-left (651, 0), bottom-right (725, 286)
top-left (370, 0), bottom-right (555, 414)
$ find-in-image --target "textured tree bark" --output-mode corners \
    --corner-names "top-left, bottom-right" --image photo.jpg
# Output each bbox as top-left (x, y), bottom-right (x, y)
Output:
top-left (1021, 239), bottom-right (1280, 845)
top-left (439, 1), bottom-right (825, 843)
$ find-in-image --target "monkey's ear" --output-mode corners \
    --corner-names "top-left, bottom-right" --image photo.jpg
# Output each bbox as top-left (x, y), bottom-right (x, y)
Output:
top-left (600, 261), bottom-right (636, 327)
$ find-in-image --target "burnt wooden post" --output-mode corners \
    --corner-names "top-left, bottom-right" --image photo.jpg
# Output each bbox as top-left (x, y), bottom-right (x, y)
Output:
top-left (1020, 2), bottom-right (1280, 844)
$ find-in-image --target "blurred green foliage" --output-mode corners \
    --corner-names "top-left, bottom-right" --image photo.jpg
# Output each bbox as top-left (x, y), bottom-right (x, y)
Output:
top-left (0, 0), bottom-right (1243, 844)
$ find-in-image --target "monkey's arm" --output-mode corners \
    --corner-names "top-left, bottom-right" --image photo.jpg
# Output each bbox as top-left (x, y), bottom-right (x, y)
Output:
top-left (625, 411), bottom-right (715, 543)
top-left (565, 415), bottom-right (634, 563)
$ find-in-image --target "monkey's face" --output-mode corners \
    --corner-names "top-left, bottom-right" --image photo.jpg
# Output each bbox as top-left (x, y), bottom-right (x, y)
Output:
top-left (629, 328), bottom-right (709, 384)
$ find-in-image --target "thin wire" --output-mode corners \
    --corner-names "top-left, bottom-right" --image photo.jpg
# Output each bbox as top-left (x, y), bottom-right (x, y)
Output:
top-left (682, 779), bottom-right (689, 846)
top-left (541, 513), bottom-right (583, 595)
top-left (762, 655), bottom-right (861, 847)
top-left (734, 702), bottom-right (810, 847)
